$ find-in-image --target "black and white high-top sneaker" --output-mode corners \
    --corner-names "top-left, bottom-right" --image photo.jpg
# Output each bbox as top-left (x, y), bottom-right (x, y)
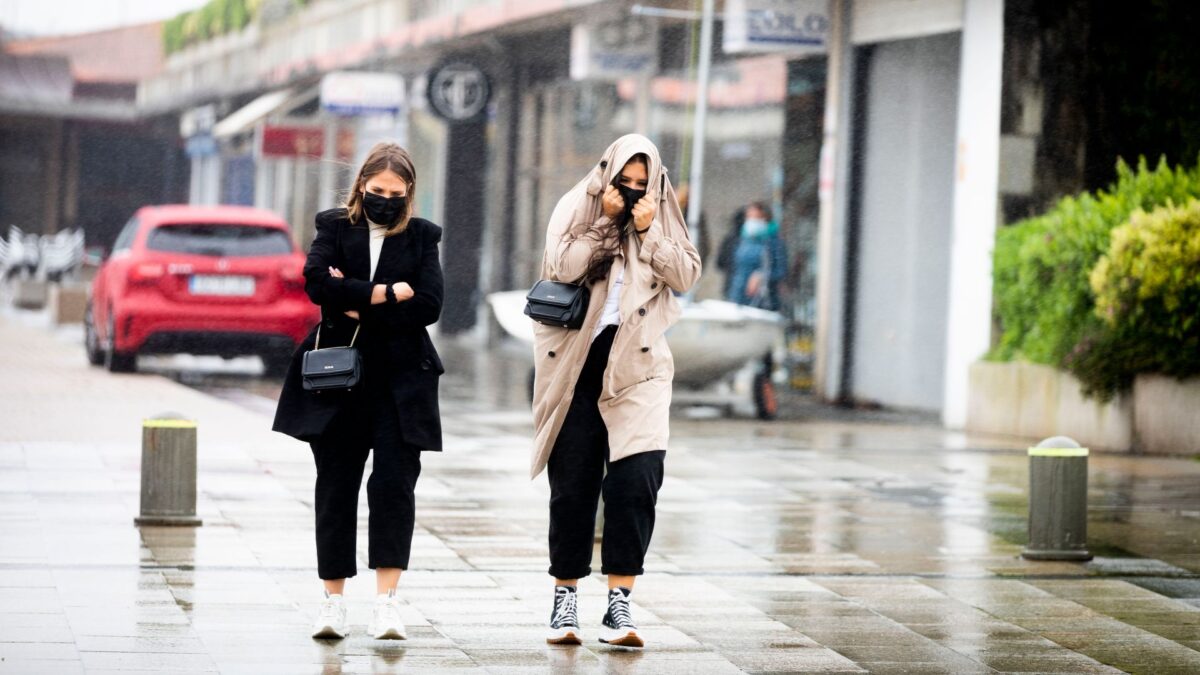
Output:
top-left (546, 585), bottom-right (581, 645)
top-left (599, 586), bottom-right (643, 648)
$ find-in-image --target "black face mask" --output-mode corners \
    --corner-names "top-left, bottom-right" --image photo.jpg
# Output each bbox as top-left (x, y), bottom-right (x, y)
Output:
top-left (362, 192), bottom-right (407, 226)
top-left (615, 184), bottom-right (646, 225)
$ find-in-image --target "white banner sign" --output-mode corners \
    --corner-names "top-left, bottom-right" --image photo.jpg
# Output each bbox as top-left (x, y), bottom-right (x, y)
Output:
top-left (724, 0), bottom-right (829, 55)
top-left (570, 14), bottom-right (658, 81)
top-left (320, 71), bottom-right (406, 116)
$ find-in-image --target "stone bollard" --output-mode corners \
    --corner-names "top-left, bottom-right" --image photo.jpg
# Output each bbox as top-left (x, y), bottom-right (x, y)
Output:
top-left (1021, 436), bottom-right (1090, 560)
top-left (134, 413), bottom-right (202, 527)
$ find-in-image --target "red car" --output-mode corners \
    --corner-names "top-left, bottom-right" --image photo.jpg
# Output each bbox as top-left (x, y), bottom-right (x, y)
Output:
top-left (85, 205), bottom-right (319, 376)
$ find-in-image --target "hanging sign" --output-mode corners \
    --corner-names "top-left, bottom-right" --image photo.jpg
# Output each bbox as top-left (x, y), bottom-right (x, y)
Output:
top-left (570, 13), bottom-right (658, 81)
top-left (724, 0), bottom-right (829, 55)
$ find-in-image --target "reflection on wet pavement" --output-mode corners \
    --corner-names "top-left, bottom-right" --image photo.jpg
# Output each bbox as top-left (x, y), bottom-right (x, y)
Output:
top-left (2, 317), bottom-right (1199, 673)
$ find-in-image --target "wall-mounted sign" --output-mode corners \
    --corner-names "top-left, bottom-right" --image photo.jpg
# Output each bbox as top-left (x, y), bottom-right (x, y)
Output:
top-left (260, 126), bottom-right (324, 158)
top-left (426, 61), bottom-right (490, 123)
top-left (258, 125), bottom-right (353, 160)
top-left (185, 134), bottom-right (217, 158)
top-left (571, 13), bottom-right (658, 81)
top-left (724, 0), bottom-right (829, 55)
top-left (320, 71), bottom-right (406, 116)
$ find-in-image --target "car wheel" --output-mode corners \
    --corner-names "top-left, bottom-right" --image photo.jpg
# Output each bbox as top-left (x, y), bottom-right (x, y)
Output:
top-left (753, 372), bottom-right (778, 421)
top-left (84, 303), bottom-right (105, 366)
top-left (104, 311), bottom-right (137, 373)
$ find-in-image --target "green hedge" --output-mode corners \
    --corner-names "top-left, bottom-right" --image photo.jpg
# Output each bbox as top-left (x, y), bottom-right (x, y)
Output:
top-left (1070, 199), bottom-right (1200, 398)
top-left (163, 0), bottom-right (312, 55)
top-left (990, 157), bottom-right (1200, 391)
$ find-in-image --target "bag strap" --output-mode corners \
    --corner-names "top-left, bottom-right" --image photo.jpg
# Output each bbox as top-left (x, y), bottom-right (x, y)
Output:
top-left (315, 322), bottom-right (360, 350)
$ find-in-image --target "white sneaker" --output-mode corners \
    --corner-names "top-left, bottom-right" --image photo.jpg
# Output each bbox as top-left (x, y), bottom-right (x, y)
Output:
top-left (368, 589), bottom-right (407, 640)
top-left (311, 592), bottom-right (348, 640)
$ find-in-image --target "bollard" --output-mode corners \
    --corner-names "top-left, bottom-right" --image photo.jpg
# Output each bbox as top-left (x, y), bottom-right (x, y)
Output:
top-left (1021, 436), bottom-right (1090, 560)
top-left (134, 413), bottom-right (202, 527)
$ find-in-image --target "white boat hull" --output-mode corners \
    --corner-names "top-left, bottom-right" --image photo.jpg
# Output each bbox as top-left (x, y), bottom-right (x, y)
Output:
top-left (485, 291), bottom-right (784, 389)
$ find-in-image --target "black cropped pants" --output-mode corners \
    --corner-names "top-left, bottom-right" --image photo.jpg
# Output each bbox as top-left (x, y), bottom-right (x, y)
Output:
top-left (310, 384), bottom-right (422, 581)
top-left (547, 325), bottom-right (667, 579)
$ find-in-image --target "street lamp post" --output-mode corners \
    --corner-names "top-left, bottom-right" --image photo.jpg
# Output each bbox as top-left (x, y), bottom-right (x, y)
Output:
top-left (685, 0), bottom-right (715, 248)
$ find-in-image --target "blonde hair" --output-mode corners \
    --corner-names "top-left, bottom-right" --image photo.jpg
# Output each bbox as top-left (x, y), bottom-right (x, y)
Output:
top-left (345, 142), bottom-right (417, 236)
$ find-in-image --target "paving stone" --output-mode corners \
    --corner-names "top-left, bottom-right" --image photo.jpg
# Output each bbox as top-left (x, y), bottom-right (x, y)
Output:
top-left (4, 312), bottom-right (1200, 673)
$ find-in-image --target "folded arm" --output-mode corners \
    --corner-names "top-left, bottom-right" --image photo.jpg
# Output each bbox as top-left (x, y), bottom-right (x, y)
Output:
top-left (370, 226), bottom-right (444, 329)
top-left (303, 215), bottom-right (377, 312)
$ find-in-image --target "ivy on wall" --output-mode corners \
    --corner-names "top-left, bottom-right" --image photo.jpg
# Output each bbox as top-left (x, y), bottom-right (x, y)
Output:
top-left (163, 0), bottom-right (314, 54)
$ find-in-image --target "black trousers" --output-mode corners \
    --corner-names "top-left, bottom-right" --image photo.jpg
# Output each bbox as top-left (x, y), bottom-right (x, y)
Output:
top-left (310, 379), bottom-right (422, 580)
top-left (548, 325), bottom-right (667, 579)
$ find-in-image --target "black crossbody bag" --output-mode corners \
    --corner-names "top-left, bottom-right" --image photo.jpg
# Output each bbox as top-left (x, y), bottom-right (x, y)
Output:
top-left (301, 323), bottom-right (362, 392)
top-left (524, 279), bottom-right (590, 329)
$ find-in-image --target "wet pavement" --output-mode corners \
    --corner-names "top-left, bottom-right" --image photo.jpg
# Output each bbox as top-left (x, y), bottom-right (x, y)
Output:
top-left (1, 309), bottom-right (1199, 674)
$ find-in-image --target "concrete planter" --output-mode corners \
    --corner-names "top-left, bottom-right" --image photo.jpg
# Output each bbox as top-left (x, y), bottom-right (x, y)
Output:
top-left (1134, 374), bottom-right (1200, 455)
top-left (966, 361), bottom-right (1133, 451)
top-left (13, 279), bottom-right (48, 310)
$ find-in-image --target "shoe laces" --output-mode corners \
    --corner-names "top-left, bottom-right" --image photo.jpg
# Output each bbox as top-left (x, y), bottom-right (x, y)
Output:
top-left (375, 590), bottom-right (402, 624)
top-left (606, 588), bottom-right (635, 629)
top-left (550, 587), bottom-right (579, 629)
top-left (318, 594), bottom-right (343, 621)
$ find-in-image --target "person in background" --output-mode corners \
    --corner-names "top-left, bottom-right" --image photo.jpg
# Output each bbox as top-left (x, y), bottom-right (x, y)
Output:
top-left (715, 206), bottom-right (746, 299)
top-left (723, 201), bottom-right (787, 311)
top-left (675, 183), bottom-right (709, 265)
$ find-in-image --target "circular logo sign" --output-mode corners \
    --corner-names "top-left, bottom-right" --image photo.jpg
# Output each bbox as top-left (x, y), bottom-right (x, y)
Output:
top-left (427, 61), bottom-right (490, 122)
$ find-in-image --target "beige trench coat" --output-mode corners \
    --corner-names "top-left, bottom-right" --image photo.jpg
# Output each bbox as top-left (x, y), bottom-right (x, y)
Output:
top-left (530, 135), bottom-right (702, 479)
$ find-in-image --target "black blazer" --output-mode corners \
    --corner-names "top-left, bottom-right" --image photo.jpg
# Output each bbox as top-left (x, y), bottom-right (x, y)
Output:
top-left (272, 208), bottom-right (445, 450)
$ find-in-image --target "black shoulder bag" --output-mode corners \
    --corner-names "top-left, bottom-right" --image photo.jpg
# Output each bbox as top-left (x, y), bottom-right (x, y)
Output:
top-left (301, 323), bottom-right (362, 391)
top-left (524, 279), bottom-right (590, 329)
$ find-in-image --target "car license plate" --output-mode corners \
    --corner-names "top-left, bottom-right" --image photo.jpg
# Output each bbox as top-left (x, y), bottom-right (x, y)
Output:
top-left (189, 274), bottom-right (255, 296)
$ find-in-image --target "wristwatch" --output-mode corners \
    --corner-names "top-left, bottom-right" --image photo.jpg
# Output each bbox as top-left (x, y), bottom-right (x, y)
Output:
top-left (385, 284), bottom-right (397, 304)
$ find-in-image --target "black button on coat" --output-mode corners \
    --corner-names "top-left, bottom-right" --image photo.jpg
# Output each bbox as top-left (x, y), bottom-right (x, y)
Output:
top-left (272, 208), bottom-right (445, 451)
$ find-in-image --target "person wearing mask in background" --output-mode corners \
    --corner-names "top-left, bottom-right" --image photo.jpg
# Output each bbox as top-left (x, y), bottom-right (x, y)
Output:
top-left (675, 183), bottom-right (709, 265)
top-left (532, 134), bottom-right (701, 648)
top-left (724, 201), bottom-right (787, 311)
top-left (273, 142), bottom-right (444, 641)
top-left (715, 206), bottom-right (746, 298)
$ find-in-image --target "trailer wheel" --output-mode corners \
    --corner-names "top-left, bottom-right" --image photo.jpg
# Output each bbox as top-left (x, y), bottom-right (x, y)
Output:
top-left (753, 372), bottom-right (778, 420)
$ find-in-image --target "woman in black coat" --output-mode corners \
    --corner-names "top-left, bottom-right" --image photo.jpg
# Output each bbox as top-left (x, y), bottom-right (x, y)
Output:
top-left (273, 142), bottom-right (443, 641)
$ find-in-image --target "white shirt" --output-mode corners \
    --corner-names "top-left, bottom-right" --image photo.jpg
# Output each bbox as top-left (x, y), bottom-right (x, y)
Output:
top-left (368, 220), bottom-right (388, 280)
top-left (593, 261), bottom-right (624, 340)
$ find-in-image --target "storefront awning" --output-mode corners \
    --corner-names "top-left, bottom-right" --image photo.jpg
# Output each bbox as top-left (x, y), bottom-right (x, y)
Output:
top-left (0, 53), bottom-right (72, 105)
top-left (212, 87), bottom-right (300, 139)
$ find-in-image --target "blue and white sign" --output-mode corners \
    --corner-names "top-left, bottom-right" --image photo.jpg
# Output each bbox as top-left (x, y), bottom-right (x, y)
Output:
top-left (185, 133), bottom-right (217, 158)
top-left (320, 71), bottom-right (406, 116)
top-left (724, 0), bottom-right (829, 55)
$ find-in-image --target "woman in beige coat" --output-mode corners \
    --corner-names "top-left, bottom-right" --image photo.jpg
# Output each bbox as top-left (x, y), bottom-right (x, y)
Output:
top-left (532, 134), bottom-right (701, 648)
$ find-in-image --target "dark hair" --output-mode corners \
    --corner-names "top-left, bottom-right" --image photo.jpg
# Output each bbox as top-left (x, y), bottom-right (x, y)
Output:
top-left (746, 201), bottom-right (772, 222)
top-left (583, 153), bottom-right (649, 283)
top-left (345, 142), bottom-right (417, 235)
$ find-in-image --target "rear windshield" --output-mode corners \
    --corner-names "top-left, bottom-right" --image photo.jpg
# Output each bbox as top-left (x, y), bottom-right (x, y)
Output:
top-left (146, 224), bottom-right (293, 257)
